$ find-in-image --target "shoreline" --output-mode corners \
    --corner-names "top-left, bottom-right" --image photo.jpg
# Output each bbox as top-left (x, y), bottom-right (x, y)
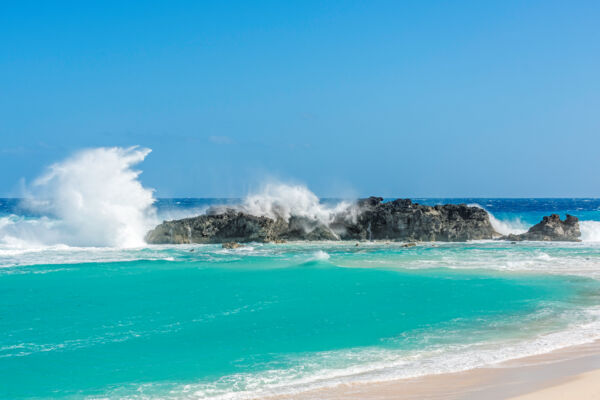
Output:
top-left (269, 340), bottom-right (600, 400)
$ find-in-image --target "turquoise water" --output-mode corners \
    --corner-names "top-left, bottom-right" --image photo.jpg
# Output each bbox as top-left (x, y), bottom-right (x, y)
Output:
top-left (2, 243), bottom-right (600, 399)
top-left (1, 199), bottom-right (600, 399)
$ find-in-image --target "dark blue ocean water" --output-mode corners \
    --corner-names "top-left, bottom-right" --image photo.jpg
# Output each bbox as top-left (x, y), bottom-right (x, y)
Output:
top-left (2, 197), bottom-right (600, 222)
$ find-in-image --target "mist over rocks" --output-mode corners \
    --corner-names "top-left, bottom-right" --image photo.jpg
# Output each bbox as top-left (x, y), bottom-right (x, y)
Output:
top-left (145, 197), bottom-right (497, 244)
top-left (501, 214), bottom-right (581, 242)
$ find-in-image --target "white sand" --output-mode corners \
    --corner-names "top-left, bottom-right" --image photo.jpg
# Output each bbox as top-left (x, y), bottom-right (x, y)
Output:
top-left (266, 341), bottom-right (600, 400)
top-left (508, 370), bottom-right (600, 400)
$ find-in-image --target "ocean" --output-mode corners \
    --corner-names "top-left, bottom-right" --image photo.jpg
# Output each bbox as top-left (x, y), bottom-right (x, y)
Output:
top-left (2, 197), bottom-right (600, 399)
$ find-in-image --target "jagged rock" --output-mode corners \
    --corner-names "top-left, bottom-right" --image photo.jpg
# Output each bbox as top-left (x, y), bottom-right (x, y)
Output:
top-left (283, 216), bottom-right (339, 241)
top-left (145, 209), bottom-right (288, 244)
top-left (145, 197), bottom-right (497, 244)
top-left (333, 197), bottom-right (495, 242)
top-left (501, 214), bottom-right (581, 242)
top-left (401, 242), bottom-right (417, 248)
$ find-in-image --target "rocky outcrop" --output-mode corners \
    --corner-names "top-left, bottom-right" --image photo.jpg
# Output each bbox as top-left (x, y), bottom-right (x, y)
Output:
top-left (145, 197), bottom-right (497, 244)
top-left (145, 210), bottom-right (288, 244)
top-left (501, 214), bottom-right (581, 242)
top-left (331, 197), bottom-right (496, 242)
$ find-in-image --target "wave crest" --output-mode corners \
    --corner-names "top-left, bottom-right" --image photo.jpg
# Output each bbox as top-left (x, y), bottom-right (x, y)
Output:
top-left (468, 203), bottom-right (528, 235)
top-left (1, 147), bottom-right (157, 248)
top-left (240, 183), bottom-right (352, 224)
top-left (580, 221), bottom-right (600, 242)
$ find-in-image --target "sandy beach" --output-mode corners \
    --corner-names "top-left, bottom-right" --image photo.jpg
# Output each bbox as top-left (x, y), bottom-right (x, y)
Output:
top-left (272, 341), bottom-right (600, 400)
top-left (509, 370), bottom-right (600, 400)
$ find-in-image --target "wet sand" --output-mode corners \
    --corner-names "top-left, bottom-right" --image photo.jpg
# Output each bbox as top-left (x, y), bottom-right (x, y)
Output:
top-left (269, 341), bottom-right (600, 400)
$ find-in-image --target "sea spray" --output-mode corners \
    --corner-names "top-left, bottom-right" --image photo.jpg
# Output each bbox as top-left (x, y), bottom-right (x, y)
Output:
top-left (310, 250), bottom-right (330, 261)
top-left (469, 203), bottom-right (528, 235)
top-left (580, 221), bottom-right (600, 242)
top-left (2, 147), bottom-right (157, 248)
top-left (240, 183), bottom-right (353, 223)
top-left (473, 203), bottom-right (600, 242)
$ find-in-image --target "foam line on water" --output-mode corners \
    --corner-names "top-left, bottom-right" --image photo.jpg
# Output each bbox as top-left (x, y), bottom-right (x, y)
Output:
top-left (112, 306), bottom-right (600, 400)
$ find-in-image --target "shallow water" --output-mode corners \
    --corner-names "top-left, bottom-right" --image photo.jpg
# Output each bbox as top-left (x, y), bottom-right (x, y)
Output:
top-left (1, 199), bottom-right (600, 399)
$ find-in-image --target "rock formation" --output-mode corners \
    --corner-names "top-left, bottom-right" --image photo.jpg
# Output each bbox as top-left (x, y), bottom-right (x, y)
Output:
top-left (145, 210), bottom-right (286, 244)
top-left (330, 197), bottom-right (496, 242)
top-left (501, 214), bottom-right (581, 242)
top-left (145, 197), bottom-right (497, 244)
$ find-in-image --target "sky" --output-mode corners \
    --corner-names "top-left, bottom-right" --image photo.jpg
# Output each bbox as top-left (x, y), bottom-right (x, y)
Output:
top-left (1, 0), bottom-right (599, 197)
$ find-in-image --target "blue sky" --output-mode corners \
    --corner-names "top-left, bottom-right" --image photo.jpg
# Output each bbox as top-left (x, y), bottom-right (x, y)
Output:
top-left (1, 0), bottom-right (599, 197)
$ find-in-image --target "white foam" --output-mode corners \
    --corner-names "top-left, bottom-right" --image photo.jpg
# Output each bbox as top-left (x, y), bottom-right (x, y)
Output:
top-left (117, 306), bottom-right (600, 400)
top-left (310, 250), bottom-right (330, 261)
top-left (1, 147), bottom-right (157, 248)
top-left (471, 203), bottom-right (600, 243)
top-left (581, 221), bottom-right (600, 242)
top-left (240, 183), bottom-right (352, 224)
top-left (469, 203), bottom-right (528, 235)
top-left (489, 214), bottom-right (528, 235)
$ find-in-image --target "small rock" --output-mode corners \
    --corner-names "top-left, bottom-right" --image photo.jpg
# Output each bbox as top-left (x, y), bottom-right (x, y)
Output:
top-left (222, 242), bottom-right (244, 249)
top-left (401, 242), bottom-right (417, 248)
top-left (500, 214), bottom-right (581, 242)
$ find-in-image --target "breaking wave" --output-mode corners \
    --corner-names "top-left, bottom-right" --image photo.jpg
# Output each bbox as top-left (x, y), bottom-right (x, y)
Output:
top-left (472, 203), bottom-right (600, 242)
top-left (487, 213), bottom-right (529, 236)
top-left (469, 203), bottom-right (528, 235)
top-left (310, 250), bottom-right (330, 261)
top-left (0, 147), bottom-right (157, 248)
top-left (581, 221), bottom-right (600, 242)
top-left (1, 150), bottom-right (599, 251)
top-left (240, 183), bottom-right (352, 223)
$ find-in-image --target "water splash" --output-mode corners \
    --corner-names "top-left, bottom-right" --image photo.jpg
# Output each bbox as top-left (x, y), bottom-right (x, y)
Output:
top-left (581, 221), bottom-right (600, 242)
top-left (1, 147), bottom-right (157, 248)
top-left (310, 250), bottom-right (331, 261)
top-left (240, 183), bottom-right (352, 224)
top-left (468, 203), bottom-right (528, 235)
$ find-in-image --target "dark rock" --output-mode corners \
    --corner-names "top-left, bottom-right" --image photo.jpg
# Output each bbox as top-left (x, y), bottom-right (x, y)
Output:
top-left (500, 214), bottom-right (581, 242)
top-left (222, 242), bottom-right (244, 249)
top-left (283, 216), bottom-right (339, 241)
top-left (145, 198), bottom-right (498, 244)
top-left (145, 209), bottom-right (288, 244)
top-left (333, 197), bottom-right (495, 242)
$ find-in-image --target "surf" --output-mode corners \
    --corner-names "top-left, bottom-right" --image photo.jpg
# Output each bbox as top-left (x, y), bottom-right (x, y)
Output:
top-left (0, 146), bottom-right (157, 248)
